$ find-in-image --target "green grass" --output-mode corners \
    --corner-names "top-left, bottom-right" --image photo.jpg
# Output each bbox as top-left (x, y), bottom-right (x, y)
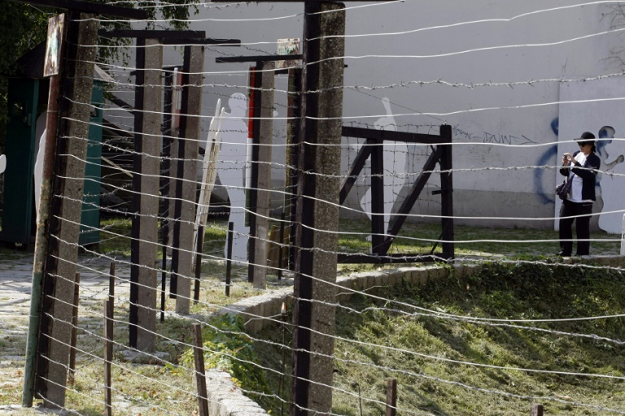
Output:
top-left (338, 219), bottom-right (621, 259)
top-left (256, 261), bottom-right (625, 415)
top-left (2, 217), bottom-right (623, 414)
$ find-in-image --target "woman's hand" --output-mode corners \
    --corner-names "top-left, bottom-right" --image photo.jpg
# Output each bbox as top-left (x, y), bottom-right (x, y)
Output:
top-left (562, 153), bottom-right (572, 166)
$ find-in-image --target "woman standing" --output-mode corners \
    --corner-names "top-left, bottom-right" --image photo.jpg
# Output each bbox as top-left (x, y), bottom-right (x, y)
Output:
top-left (558, 132), bottom-right (601, 256)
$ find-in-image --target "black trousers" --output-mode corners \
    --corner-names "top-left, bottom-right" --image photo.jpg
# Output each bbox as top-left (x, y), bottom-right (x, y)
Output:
top-left (559, 200), bottom-right (593, 255)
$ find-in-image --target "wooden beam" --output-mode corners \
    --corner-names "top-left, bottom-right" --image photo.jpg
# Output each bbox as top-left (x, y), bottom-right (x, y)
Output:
top-left (338, 253), bottom-right (439, 264)
top-left (10, 0), bottom-right (147, 19)
top-left (162, 38), bottom-right (241, 45)
top-left (338, 138), bottom-right (374, 205)
top-left (216, 54), bottom-right (303, 63)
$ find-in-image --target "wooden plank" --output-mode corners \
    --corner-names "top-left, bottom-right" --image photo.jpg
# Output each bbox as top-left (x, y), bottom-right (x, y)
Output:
top-left (385, 378), bottom-right (397, 416)
top-left (191, 324), bottom-right (209, 416)
top-left (338, 138), bottom-right (374, 205)
top-left (104, 300), bottom-right (113, 416)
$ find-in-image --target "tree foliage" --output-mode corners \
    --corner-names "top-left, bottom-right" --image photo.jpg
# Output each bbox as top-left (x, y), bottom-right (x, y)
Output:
top-left (0, 0), bottom-right (200, 151)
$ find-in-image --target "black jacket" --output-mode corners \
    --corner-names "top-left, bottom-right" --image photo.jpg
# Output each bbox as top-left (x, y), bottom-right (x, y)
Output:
top-left (560, 151), bottom-right (600, 201)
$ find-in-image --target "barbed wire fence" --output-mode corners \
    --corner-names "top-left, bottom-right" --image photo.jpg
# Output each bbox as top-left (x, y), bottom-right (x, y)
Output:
top-left (6, 1), bottom-right (625, 415)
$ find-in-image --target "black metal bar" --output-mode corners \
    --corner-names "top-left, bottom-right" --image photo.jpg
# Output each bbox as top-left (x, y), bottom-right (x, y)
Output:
top-left (291, 2), bottom-right (320, 412)
top-left (194, 225), bottom-right (204, 304)
top-left (11, 0), bottom-right (148, 18)
top-left (107, 94), bottom-right (136, 115)
top-left (99, 29), bottom-right (205, 39)
top-left (225, 222), bottom-right (234, 297)
top-left (216, 54), bottom-right (303, 64)
top-left (370, 139), bottom-right (385, 255)
top-left (160, 69), bottom-right (174, 321)
top-left (277, 213), bottom-right (286, 279)
top-left (163, 38), bottom-right (240, 45)
top-left (170, 46), bottom-right (192, 297)
top-left (342, 126), bottom-right (443, 144)
top-left (439, 125), bottom-right (454, 259)
top-left (339, 138), bottom-right (374, 205)
top-left (338, 253), bottom-right (441, 264)
top-left (288, 68), bottom-right (302, 272)
top-left (379, 146), bottom-right (444, 255)
top-left (247, 64), bottom-right (263, 282)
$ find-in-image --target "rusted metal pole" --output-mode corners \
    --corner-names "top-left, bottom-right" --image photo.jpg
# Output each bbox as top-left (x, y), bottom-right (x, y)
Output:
top-left (22, 62), bottom-right (64, 409)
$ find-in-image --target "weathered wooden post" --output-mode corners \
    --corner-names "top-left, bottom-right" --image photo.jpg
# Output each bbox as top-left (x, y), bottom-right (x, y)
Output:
top-left (104, 300), bottom-right (113, 416)
top-left (386, 378), bottom-right (397, 416)
top-left (192, 323), bottom-right (209, 416)
top-left (251, 61), bottom-right (275, 289)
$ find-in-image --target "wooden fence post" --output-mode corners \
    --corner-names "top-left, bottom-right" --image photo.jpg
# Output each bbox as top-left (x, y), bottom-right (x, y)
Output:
top-left (104, 300), bottom-right (113, 416)
top-left (192, 323), bottom-right (209, 416)
top-left (530, 403), bottom-right (544, 416)
top-left (385, 378), bottom-right (397, 416)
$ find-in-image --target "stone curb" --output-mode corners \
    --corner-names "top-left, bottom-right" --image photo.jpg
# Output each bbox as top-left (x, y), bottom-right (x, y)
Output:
top-left (205, 255), bottom-right (625, 416)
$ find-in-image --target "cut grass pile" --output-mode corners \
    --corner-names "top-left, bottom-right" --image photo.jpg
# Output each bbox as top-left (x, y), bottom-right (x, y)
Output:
top-left (257, 260), bottom-right (625, 415)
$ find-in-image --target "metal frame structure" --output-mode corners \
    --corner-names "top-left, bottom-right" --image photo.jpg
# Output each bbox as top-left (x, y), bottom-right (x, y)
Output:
top-left (339, 124), bottom-right (454, 263)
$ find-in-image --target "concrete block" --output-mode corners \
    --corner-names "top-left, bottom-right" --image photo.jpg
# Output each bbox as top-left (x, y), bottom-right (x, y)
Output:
top-left (410, 268), bottom-right (429, 286)
top-left (427, 266), bottom-right (448, 282)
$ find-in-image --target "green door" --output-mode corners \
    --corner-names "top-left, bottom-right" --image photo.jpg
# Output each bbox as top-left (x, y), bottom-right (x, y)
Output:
top-left (79, 81), bottom-right (103, 246)
top-left (1, 78), bottom-right (39, 246)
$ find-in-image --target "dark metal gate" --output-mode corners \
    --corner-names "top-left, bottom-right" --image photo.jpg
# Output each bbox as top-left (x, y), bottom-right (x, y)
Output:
top-left (339, 124), bottom-right (454, 263)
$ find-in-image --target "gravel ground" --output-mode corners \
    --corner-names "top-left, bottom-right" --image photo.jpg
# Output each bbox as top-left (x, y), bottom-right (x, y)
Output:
top-left (0, 251), bottom-right (130, 415)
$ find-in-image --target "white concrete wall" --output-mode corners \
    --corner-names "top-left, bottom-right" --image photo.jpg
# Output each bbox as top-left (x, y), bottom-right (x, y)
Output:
top-left (147, 1), bottom-right (625, 229)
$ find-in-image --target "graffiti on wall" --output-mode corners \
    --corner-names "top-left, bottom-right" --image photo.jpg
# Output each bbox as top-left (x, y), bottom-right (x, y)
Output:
top-left (557, 78), bottom-right (625, 234)
top-left (596, 126), bottom-right (625, 233)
